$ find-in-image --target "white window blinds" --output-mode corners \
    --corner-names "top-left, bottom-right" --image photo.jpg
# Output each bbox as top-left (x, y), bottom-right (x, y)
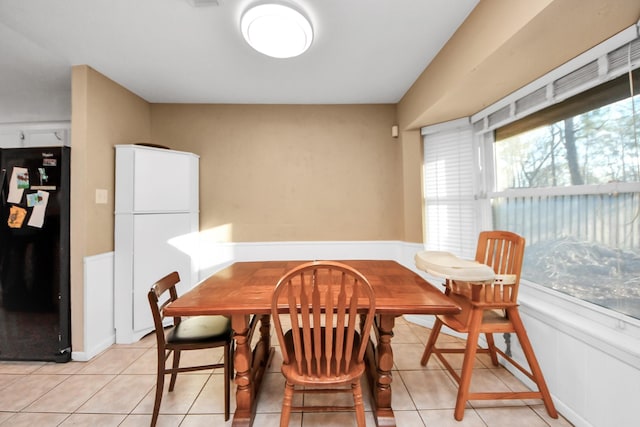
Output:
top-left (422, 123), bottom-right (479, 259)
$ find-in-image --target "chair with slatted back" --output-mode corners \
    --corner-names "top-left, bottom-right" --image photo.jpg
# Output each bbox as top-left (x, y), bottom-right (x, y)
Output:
top-left (418, 231), bottom-right (558, 421)
top-left (147, 271), bottom-right (234, 426)
top-left (271, 261), bottom-right (376, 427)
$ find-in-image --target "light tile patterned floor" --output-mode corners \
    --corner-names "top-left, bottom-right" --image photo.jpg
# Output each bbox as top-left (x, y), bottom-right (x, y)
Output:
top-left (0, 317), bottom-right (574, 426)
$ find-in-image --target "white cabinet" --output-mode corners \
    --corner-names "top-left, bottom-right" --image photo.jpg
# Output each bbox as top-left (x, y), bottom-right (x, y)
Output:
top-left (114, 145), bottom-right (199, 344)
top-left (116, 145), bottom-right (195, 213)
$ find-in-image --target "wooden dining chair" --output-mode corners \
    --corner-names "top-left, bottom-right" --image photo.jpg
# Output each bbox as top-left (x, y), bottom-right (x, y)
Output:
top-left (271, 261), bottom-right (376, 427)
top-left (420, 231), bottom-right (558, 421)
top-left (147, 271), bottom-right (234, 426)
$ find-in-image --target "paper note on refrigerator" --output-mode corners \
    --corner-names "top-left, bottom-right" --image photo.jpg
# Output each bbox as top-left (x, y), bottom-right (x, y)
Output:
top-left (7, 167), bottom-right (28, 203)
top-left (26, 192), bottom-right (44, 207)
top-left (27, 190), bottom-right (49, 228)
top-left (7, 205), bottom-right (27, 228)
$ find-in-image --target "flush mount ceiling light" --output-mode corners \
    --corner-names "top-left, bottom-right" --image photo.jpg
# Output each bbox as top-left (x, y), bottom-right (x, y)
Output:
top-left (241, 3), bottom-right (313, 59)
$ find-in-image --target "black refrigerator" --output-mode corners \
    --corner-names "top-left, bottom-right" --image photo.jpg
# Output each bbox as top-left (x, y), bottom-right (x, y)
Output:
top-left (0, 147), bottom-right (71, 362)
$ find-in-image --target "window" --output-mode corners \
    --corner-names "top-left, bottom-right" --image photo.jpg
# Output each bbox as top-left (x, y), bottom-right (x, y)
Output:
top-left (493, 73), bottom-right (640, 319)
top-left (423, 31), bottom-right (640, 320)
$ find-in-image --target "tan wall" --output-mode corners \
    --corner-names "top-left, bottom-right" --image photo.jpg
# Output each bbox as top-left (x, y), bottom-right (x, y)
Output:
top-left (150, 104), bottom-right (401, 242)
top-left (399, 129), bottom-right (423, 243)
top-left (70, 65), bottom-right (151, 352)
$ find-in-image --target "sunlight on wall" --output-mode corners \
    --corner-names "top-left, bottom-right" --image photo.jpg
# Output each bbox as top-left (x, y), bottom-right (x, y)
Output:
top-left (168, 223), bottom-right (235, 271)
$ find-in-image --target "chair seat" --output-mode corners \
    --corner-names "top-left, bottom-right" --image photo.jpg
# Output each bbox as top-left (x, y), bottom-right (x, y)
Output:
top-left (281, 327), bottom-right (365, 385)
top-left (415, 250), bottom-right (496, 282)
top-left (167, 315), bottom-right (232, 344)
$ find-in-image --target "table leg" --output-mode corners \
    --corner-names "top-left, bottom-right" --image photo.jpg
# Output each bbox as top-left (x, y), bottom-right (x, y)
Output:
top-left (365, 314), bottom-right (396, 427)
top-left (231, 314), bottom-right (273, 427)
top-left (259, 314), bottom-right (271, 361)
top-left (252, 314), bottom-right (274, 391)
top-left (231, 314), bottom-right (253, 427)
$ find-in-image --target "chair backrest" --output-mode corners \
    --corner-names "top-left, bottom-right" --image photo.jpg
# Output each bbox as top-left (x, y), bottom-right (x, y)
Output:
top-left (271, 261), bottom-right (376, 378)
top-left (474, 230), bottom-right (526, 303)
top-left (148, 271), bottom-right (182, 343)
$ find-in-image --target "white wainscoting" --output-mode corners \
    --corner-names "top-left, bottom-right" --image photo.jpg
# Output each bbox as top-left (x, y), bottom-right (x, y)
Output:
top-left (73, 252), bottom-right (115, 361)
top-left (515, 283), bottom-right (640, 427)
top-left (196, 240), bottom-right (425, 282)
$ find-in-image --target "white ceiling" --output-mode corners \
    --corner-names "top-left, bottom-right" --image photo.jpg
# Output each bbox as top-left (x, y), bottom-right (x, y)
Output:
top-left (0, 0), bottom-right (478, 121)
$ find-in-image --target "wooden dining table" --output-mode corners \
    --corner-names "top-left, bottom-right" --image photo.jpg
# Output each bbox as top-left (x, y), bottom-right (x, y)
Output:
top-left (163, 260), bottom-right (460, 427)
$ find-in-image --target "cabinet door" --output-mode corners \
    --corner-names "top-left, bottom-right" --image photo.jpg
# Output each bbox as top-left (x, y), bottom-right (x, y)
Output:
top-left (132, 213), bottom-right (195, 332)
top-left (133, 148), bottom-right (193, 212)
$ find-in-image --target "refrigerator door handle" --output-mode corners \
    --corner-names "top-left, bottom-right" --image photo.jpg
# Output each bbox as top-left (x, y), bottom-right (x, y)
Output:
top-left (0, 169), bottom-right (6, 206)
